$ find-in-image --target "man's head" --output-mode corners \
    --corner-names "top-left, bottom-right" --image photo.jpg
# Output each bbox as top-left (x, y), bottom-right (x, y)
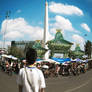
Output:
top-left (26, 48), bottom-right (37, 65)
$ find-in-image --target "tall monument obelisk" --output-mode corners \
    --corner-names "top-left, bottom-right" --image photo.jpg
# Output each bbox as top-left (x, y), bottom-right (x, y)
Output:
top-left (43, 0), bottom-right (50, 60)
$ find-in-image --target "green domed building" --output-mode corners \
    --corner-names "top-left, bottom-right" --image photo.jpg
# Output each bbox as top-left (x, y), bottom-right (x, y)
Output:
top-left (72, 44), bottom-right (84, 58)
top-left (11, 29), bottom-right (74, 59)
top-left (47, 29), bottom-right (73, 58)
top-left (32, 40), bottom-right (46, 59)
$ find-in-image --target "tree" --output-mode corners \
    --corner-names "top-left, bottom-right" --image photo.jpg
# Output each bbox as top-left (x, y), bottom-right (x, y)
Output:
top-left (8, 46), bottom-right (25, 59)
top-left (85, 40), bottom-right (92, 58)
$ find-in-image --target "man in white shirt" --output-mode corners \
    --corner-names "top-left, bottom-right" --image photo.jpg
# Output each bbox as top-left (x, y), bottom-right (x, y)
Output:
top-left (17, 48), bottom-right (46, 92)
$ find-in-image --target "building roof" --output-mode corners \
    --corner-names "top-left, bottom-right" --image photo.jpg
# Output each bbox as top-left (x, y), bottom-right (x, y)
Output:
top-left (73, 44), bottom-right (84, 56)
top-left (48, 29), bottom-right (73, 45)
top-left (33, 40), bottom-right (45, 50)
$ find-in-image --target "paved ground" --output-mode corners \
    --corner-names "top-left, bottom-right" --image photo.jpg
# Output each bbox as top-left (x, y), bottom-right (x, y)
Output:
top-left (0, 69), bottom-right (92, 92)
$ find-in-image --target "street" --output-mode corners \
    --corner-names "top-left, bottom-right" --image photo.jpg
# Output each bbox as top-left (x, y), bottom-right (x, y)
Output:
top-left (0, 69), bottom-right (92, 92)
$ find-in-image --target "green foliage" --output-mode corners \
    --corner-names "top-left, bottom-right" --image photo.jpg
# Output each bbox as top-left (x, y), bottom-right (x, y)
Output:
top-left (85, 40), bottom-right (92, 58)
top-left (8, 46), bottom-right (25, 59)
top-left (36, 49), bottom-right (46, 59)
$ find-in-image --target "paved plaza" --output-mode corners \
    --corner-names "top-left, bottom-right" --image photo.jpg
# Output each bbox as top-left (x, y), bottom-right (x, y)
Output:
top-left (0, 69), bottom-right (92, 92)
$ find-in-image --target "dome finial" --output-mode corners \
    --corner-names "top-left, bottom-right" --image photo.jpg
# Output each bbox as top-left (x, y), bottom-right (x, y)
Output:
top-left (56, 29), bottom-right (61, 32)
top-left (76, 43), bottom-right (80, 47)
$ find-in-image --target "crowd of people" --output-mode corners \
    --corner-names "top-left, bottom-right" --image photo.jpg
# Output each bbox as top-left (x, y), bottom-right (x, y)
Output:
top-left (0, 56), bottom-right (92, 78)
top-left (36, 60), bottom-right (90, 78)
top-left (0, 59), bottom-right (19, 75)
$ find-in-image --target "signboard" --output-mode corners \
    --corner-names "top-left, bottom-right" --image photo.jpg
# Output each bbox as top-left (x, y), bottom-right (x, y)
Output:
top-left (53, 53), bottom-right (64, 58)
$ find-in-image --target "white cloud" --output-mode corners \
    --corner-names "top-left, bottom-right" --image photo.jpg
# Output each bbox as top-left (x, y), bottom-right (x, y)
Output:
top-left (50, 28), bottom-right (57, 35)
top-left (51, 15), bottom-right (76, 32)
top-left (71, 34), bottom-right (85, 50)
top-left (49, 15), bottom-right (80, 41)
top-left (50, 27), bottom-right (64, 37)
top-left (16, 9), bottom-right (21, 13)
top-left (0, 41), bottom-right (2, 48)
top-left (0, 17), bottom-right (53, 48)
top-left (1, 18), bottom-right (44, 40)
top-left (49, 2), bottom-right (83, 16)
top-left (81, 23), bottom-right (91, 32)
top-left (5, 41), bottom-right (11, 48)
top-left (5, 31), bottom-right (23, 39)
top-left (0, 18), bottom-right (44, 47)
top-left (0, 41), bottom-right (11, 48)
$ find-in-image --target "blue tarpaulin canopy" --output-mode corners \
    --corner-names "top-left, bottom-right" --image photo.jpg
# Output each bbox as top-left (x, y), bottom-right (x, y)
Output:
top-left (36, 59), bottom-right (42, 61)
top-left (71, 58), bottom-right (83, 62)
top-left (36, 58), bottom-right (71, 64)
top-left (51, 57), bottom-right (71, 63)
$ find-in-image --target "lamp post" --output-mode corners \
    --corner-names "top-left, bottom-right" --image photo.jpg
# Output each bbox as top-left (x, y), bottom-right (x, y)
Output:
top-left (2, 11), bottom-right (10, 53)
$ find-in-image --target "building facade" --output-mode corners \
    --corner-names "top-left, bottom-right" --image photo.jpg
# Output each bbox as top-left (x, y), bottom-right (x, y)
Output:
top-left (11, 29), bottom-right (73, 59)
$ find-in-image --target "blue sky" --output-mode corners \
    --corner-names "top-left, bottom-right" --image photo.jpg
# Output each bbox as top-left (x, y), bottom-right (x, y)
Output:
top-left (0, 0), bottom-right (92, 50)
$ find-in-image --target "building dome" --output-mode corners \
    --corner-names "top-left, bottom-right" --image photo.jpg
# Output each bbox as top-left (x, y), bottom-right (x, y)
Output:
top-left (55, 29), bottom-right (64, 41)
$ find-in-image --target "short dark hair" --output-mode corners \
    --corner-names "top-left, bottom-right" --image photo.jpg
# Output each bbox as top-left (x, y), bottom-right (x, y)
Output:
top-left (26, 48), bottom-right (37, 64)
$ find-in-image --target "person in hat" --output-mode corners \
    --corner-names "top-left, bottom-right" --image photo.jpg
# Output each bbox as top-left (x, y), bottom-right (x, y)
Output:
top-left (17, 48), bottom-right (46, 92)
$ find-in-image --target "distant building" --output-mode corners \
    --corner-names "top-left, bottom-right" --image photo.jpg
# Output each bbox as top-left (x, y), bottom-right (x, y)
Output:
top-left (47, 29), bottom-right (73, 58)
top-left (11, 40), bottom-right (35, 49)
top-left (11, 40), bottom-right (46, 59)
top-left (11, 29), bottom-right (74, 58)
top-left (72, 44), bottom-right (84, 58)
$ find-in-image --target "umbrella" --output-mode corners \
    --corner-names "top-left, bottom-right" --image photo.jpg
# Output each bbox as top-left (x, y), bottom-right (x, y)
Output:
top-left (11, 56), bottom-right (18, 60)
top-left (42, 65), bottom-right (49, 69)
top-left (82, 55), bottom-right (88, 58)
top-left (1, 54), bottom-right (8, 57)
top-left (82, 59), bottom-right (88, 63)
top-left (55, 62), bottom-right (60, 64)
top-left (62, 62), bottom-right (68, 65)
top-left (6, 55), bottom-right (18, 60)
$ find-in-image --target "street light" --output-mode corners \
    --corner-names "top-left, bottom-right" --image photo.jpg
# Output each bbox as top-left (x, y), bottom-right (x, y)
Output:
top-left (2, 11), bottom-right (10, 53)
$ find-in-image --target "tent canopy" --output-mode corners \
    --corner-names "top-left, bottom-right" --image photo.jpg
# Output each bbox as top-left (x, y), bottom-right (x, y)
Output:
top-left (51, 57), bottom-right (71, 63)
top-left (36, 59), bottom-right (56, 63)
top-left (1, 54), bottom-right (18, 60)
